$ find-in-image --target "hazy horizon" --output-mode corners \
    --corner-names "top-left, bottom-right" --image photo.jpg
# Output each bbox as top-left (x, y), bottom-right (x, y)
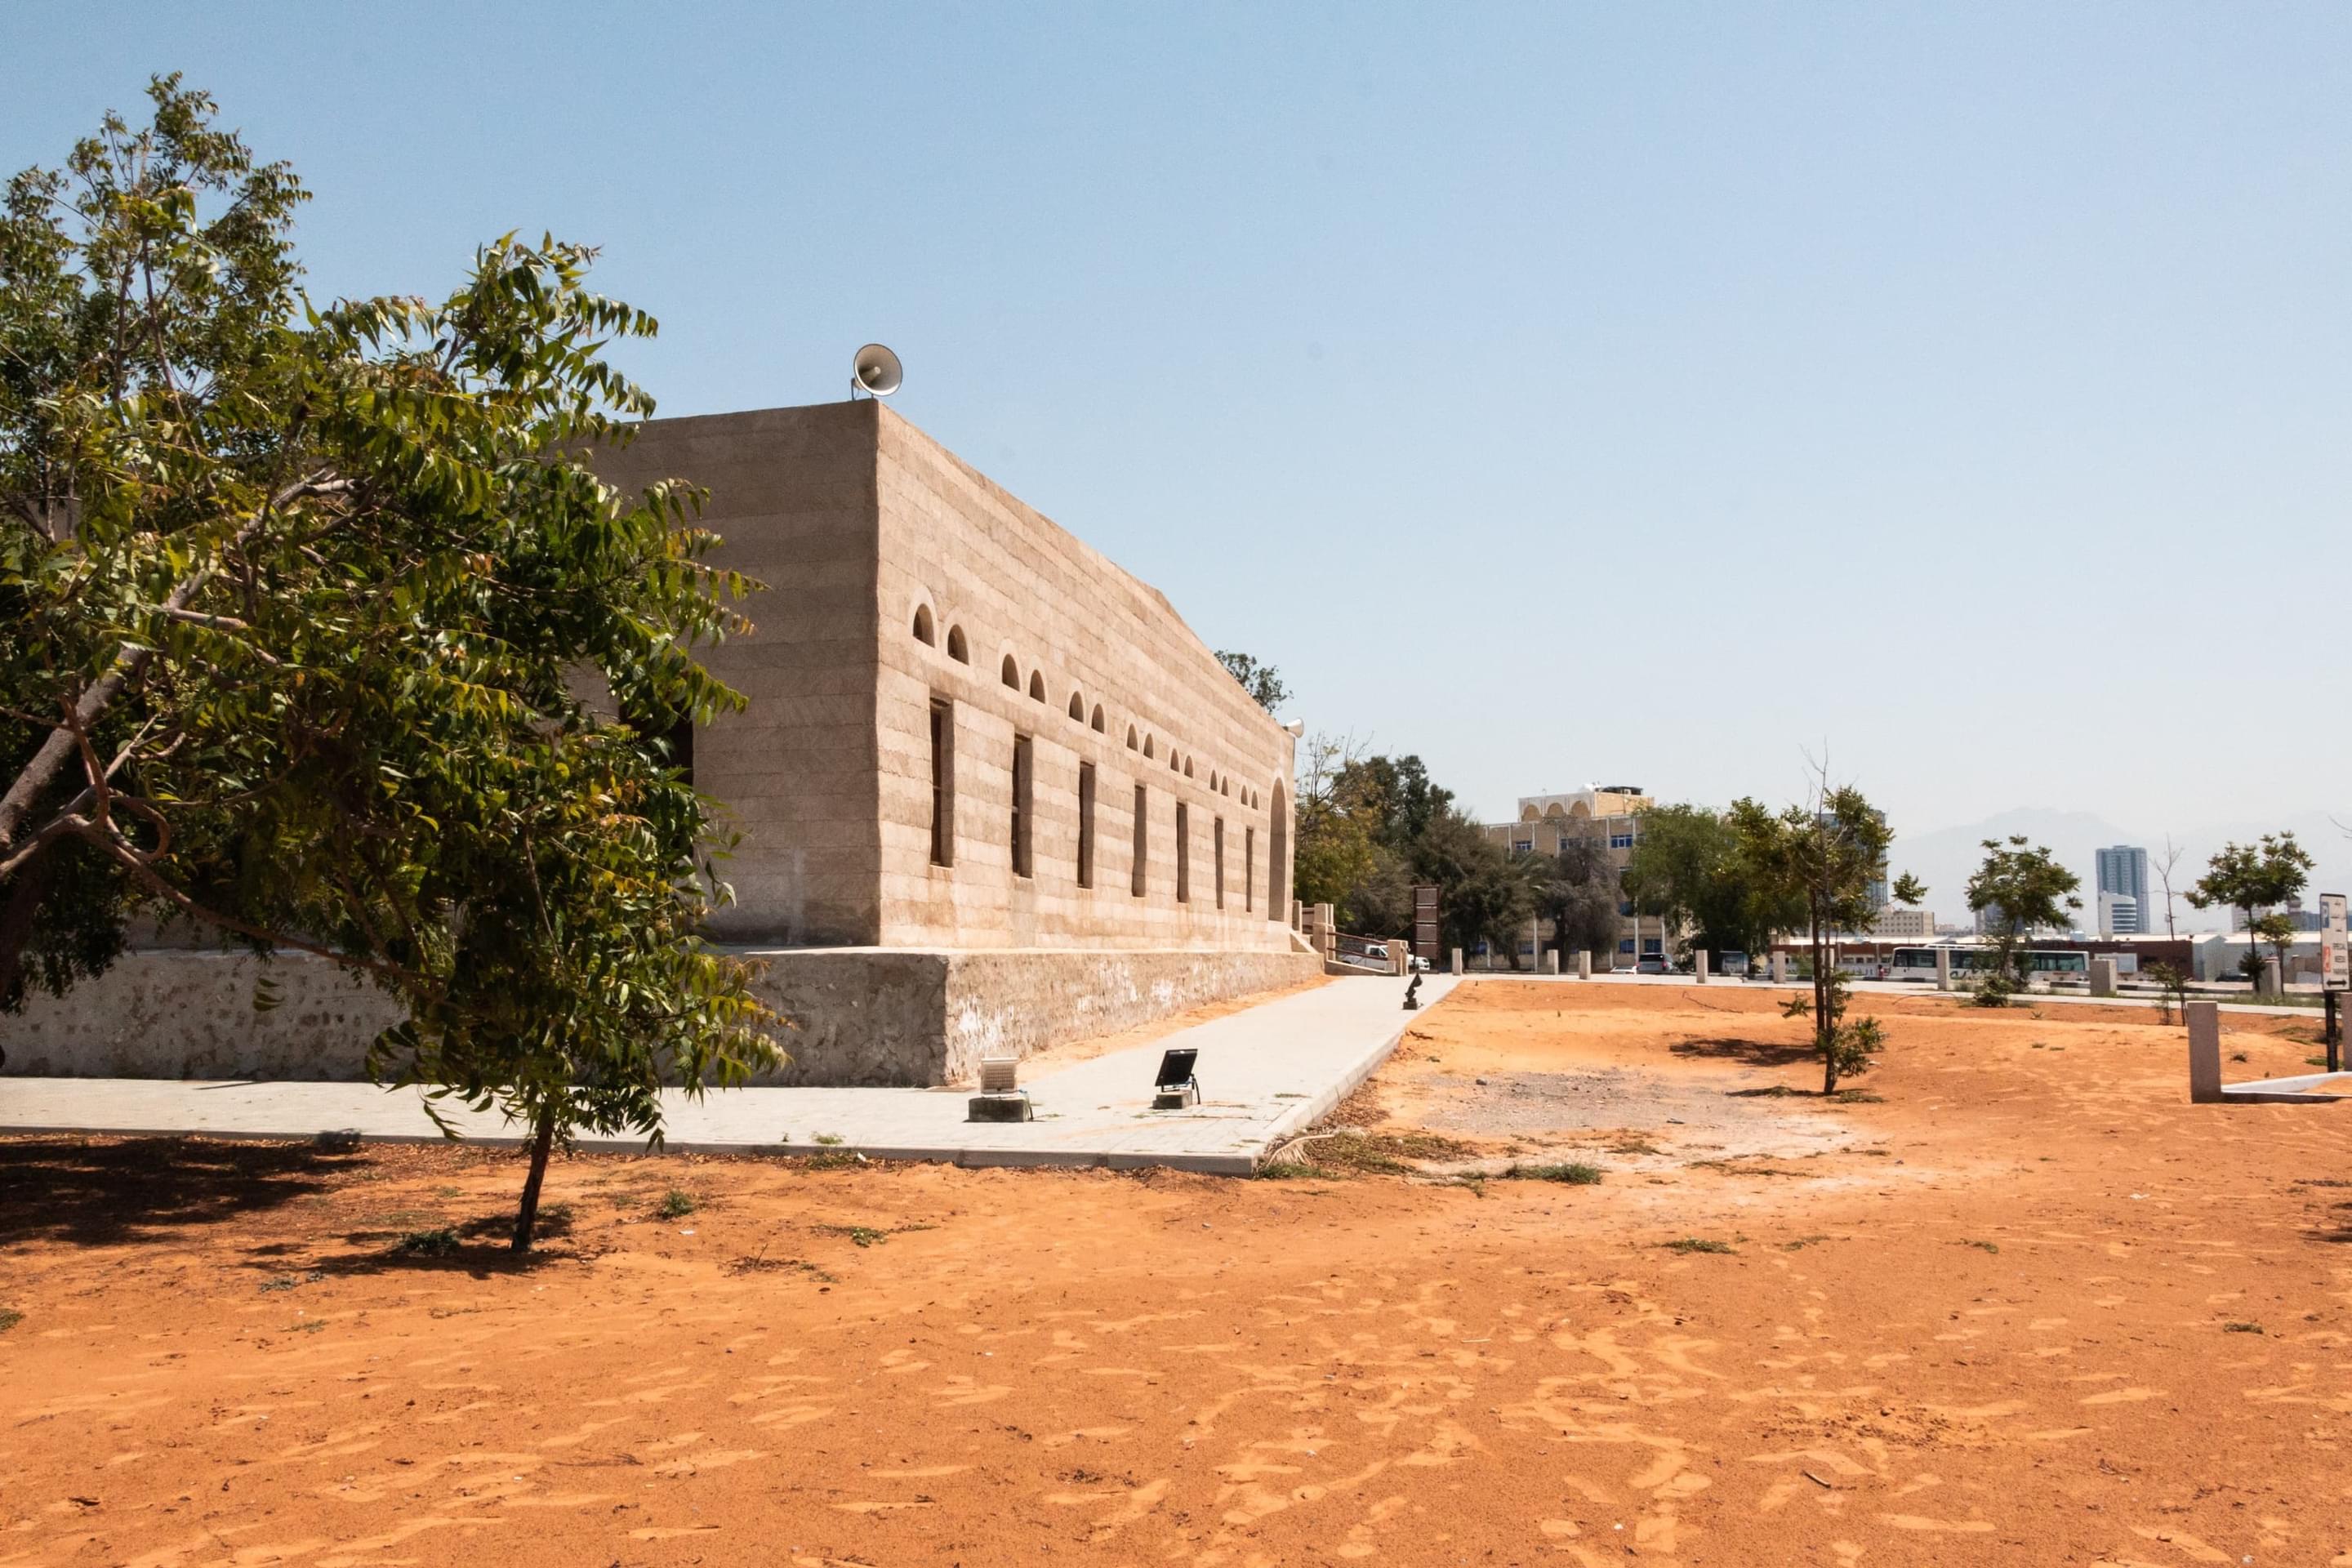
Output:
top-left (14, 3), bottom-right (2350, 847)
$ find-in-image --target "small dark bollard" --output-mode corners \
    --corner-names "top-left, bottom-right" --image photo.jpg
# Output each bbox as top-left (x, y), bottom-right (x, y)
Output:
top-left (1402, 973), bottom-right (1422, 1011)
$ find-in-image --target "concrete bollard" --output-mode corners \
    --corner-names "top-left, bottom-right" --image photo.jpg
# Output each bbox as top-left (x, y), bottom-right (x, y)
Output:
top-left (1541, 948), bottom-right (1559, 975)
top-left (1450, 947), bottom-right (1463, 976)
top-left (2186, 1000), bottom-right (2223, 1102)
top-left (2088, 957), bottom-right (2117, 998)
top-left (1935, 947), bottom-right (1952, 991)
top-left (2263, 957), bottom-right (2283, 996)
top-left (1693, 950), bottom-right (1709, 984)
top-left (1577, 950), bottom-right (1592, 980)
top-left (1768, 952), bottom-right (1788, 984)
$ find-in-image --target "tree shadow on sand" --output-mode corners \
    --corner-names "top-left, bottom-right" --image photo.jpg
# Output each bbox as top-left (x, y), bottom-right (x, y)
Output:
top-left (300, 1207), bottom-right (583, 1280)
top-left (0, 1134), bottom-right (368, 1248)
top-left (1669, 1036), bottom-right (1817, 1069)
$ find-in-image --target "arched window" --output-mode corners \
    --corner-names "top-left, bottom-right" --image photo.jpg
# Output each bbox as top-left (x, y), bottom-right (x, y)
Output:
top-left (1126, 725), bottom-right (1139, 751)
top-left (947, 626), bottom-right (969, 663)
top-left (1169, 751), bottom-right (1179, 772)
top-left (1143, 734), bottom-right (1155, 759)
top-left (1182, 757), bottom-right (1192, 778)
top-left (912, 605), bottom-right (935, 645)
top-left (1001, 655), bottom-right (1020, 689)
top-left (1028, 670), bottom-right (1045, 702)
top-left (1090, 704), bottom-right (1105, 733)
top-left (1067, 692), bottom-right (1085, 721)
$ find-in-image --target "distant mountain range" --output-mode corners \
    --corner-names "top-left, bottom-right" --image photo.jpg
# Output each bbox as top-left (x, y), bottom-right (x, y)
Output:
top-left (1891, 808), bottom-right (2352, 936)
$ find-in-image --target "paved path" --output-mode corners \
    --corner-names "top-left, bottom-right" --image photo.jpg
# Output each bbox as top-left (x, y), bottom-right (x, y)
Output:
top-left (0, 975), bottom-right (1449, 1176)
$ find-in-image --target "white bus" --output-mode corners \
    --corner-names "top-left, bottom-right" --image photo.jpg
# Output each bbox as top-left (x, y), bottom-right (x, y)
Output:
top-left (1886, 947), bottom-right (2090, 983)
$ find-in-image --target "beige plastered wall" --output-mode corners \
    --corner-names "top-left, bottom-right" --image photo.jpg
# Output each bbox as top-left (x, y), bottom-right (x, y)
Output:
top-left (870, 403), bottom-right (1296, 951)
top-left (591, 405), bottom-right (884, 945)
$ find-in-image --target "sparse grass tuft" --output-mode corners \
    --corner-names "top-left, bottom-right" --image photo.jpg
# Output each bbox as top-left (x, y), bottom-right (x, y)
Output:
top-left (657, 1189), bottom-right (699, 1219)
top-left (808, 1151), bottom-right (861, 1171)
top-left (729, 1255), bottom-right (838, 1282)
top-left (1829, 1089), bottom-right (1884, 1104)
top-left (1782, 1235), bottom-right (1830, 1251)
top-left (1606, 1137), bottom-right (1663, 1156)
top-left (813, 1133), bottom-right (844, 1147)
top-left (1503, 1162), bottom-right (1602, 1185)
top-left (1661, 1236), bottom-right (1735, 1254)
top-left (0, 1307), bottom-right (22, 1334)
top-left (813, 1223), bottom-right (935, 1247)
top-left (394, 1227), bottom-right (460, 1257)
top-left (1267, 1129), bottom-right (1478, 1180)
top-left (2223, 1321), bottom-right (2265, 1334)
top-left (1959, 1239), bottom-right (1999, 1254)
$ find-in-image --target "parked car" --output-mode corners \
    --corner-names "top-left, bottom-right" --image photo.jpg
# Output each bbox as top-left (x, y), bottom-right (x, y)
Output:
top-left (1634, 954), bottom-right (1673, 976)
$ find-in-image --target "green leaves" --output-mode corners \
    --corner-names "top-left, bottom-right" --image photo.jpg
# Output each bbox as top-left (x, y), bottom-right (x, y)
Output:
top-left (2, 81), bottom-right (778, 1228)
top-left (1965, 836), bottom-right (2082, 977)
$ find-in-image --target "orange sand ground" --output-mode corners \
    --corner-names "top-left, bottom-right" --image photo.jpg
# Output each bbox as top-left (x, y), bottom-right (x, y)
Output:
top-left (5, 982), bottom-right (2352, 1566)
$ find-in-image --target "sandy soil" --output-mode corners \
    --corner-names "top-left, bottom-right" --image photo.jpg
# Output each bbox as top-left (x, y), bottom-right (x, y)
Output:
top-left (4, 981), bottom-right (2351, 1567)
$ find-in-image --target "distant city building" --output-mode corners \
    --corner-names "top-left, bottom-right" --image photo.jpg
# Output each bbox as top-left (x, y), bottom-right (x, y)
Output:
top-left (2095, 845), bottom-right (2152, 938)
top-left (1481, 786), bottom-right (1657, 965)
top-left (2231, 897), bottom-right (2326, 933)
top-left (1865, 907), bottom-right (1936, 941)
top-left (1974, 901), bottom-right (2069, 941)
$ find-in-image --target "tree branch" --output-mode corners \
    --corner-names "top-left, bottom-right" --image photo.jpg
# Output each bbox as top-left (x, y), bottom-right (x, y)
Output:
top-left (0, 471), bottom-right (347, 853)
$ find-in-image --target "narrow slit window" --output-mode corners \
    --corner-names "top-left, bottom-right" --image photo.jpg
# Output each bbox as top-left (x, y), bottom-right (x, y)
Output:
top-left (1175, 803), bottom-right (1191, 903)
top-left (929, 698), bottom-right (954, 866)
top-left (1214, 817), bottom-right (1225, 909)
top-left (1077, 763), bottom-right (1096, 889)
top-left (1132, 784), bottom-right (1147, 897)
top-left (1011, 735), bottom-right (1034, 878)
top-left (1245, 826), bottom-right (1254, 911)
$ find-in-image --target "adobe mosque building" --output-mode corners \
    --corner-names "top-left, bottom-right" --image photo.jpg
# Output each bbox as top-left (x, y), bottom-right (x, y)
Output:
top-left (6, 400), bottom-right (1321, 1086)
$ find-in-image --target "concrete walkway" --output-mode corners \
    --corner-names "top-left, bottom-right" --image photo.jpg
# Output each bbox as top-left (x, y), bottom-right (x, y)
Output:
top-left (0, 975), bottom-right (1450, 1176)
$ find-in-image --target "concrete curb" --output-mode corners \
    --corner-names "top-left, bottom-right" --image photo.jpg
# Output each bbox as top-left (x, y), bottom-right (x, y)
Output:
top-left (1249, 1010), bottom-right (1423, 1170)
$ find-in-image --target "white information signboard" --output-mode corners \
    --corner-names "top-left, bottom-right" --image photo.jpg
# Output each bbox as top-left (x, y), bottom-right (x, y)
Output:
top-left (2321, 893), bottom-right (2348, 992)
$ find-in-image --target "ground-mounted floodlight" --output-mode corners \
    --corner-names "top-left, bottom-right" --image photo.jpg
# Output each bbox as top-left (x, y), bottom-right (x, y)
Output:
top-left (1152, 1048), bottom-right (1200, 1111)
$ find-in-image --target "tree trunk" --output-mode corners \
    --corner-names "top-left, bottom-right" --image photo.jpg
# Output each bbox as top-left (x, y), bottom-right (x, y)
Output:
top-left (512, 1105), bottom-right (558, 1254)
top-left (0, 844), bottom-right (59, 1020)
top-left (1813, 909), bottom-right (1837, 1094)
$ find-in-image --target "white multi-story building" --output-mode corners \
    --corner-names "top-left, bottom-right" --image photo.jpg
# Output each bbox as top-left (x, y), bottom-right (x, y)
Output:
top-left (2095, 845), bottom-right (2152, 938)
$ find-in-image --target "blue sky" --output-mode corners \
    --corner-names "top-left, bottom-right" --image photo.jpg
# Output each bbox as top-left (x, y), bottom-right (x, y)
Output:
top-left (13, 2), bottom-right (2352, 865)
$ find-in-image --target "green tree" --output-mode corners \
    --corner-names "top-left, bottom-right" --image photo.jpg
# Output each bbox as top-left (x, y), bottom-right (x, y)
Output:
top-left (2144, 959), bottom-right (2190, 1025)
top-left (1964, 837), bottom-right (2082, 988)
top-left (1216, 650), bottom-right (1287, 714)
top-left (2250, 911), bottom-right (2299, 994)
top-left (1409, 807), bottom-right (1529, 964)
top-left (2185, 833), bottom-right (2314, 982)
top-left (1337, 753), bottom-right (1454, 851)
top-left (1730, 786), bottom-right (1896, 1092)
top-left (1623, 803), bottom-right (1804, 961)
top-left (1290, 733), bottom-right (1379, 915)
top-left (0, 79), bottom-right (777, 1250)
top-left (1535, 835), bottom-right (1620, 968)
top-left (1891, 871), bottom-right (1927, 907)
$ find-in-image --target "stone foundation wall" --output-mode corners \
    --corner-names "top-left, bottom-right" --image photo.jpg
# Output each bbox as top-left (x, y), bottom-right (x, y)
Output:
top-left (1, 946), bottom-right (1321, 1088)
